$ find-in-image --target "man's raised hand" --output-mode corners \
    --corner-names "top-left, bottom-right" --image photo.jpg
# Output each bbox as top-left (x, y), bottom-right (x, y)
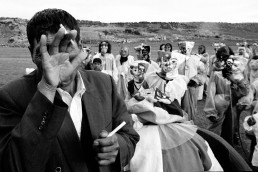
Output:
top-left (40, 26), bottom-right (88, 87)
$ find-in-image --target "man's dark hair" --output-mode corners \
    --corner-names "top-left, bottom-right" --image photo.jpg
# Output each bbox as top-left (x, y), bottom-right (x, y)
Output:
top-left (27, 8), bottom-right (80, 51)
top-left (98, 41), bottom-right (112, 53)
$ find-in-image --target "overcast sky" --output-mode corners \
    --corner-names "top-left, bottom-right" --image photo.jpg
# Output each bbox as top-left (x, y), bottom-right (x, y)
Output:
top-left (1, 0), bottom-right (258, 23)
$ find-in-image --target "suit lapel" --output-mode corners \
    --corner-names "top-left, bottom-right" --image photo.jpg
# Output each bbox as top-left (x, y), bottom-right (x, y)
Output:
top-left (81, 75), bottom-right (106, 139)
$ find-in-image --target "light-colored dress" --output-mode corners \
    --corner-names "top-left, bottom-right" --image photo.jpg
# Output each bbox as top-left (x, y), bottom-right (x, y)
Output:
top-left (145, 72), bottom-right (188, 105)
top-left (126, 98), bottom-right (223, 172)
top-left (173, 51), bottom-right (207, 122)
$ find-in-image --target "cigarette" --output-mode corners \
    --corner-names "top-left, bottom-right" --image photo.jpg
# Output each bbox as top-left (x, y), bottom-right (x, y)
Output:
top-left (107, 121), bottom-right (126, 137)
top-left (60, 24), bottom-right (75, 44)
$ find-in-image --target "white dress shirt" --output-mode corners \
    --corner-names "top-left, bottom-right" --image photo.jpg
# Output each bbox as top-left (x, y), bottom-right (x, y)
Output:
top-left (57, 72), bottom-right (86, 138)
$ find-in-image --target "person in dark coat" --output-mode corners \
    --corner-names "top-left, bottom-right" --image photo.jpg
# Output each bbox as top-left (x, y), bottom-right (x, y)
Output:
top-left (0, 8), bottom-right (139, 172)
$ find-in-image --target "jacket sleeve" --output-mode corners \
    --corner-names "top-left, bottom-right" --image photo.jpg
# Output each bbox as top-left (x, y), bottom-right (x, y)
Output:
top-left (0, 88), bottom-right (68, 172)
top-left (109, 75), bottom-right (140, 170)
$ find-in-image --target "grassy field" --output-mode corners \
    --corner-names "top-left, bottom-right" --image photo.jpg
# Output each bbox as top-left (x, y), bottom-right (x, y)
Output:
top-left (0, 47), bottom-right (35, 87)
top-left (0, 42), bottom-right (253, 166)
top-left (0, 40), bottom-right (241, 87)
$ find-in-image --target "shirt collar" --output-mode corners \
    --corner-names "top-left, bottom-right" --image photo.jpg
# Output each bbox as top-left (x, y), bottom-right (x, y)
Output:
top-left (57, 71), bottom-right (86, 98)
top-left (76, 71), bottom-right (86, 97)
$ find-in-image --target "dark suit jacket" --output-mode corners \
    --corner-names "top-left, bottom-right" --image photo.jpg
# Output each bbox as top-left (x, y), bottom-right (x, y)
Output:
top-left (0, 69), bottom-right (139, 172)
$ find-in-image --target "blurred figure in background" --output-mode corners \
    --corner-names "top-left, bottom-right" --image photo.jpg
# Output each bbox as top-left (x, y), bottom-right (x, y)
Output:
top-left (159, 43), bottom-right (165, 51)
top-left (134, 43), bottom-right (160, 77)
top-left (165, 43), bottom-right (172, 52)
top-left (175, 41), bottom-right (207, 122)
top-left (93, 41), bottom-right (118, 83)
top-left (156, 43), bottom-right (173, 64)
top-left (208, 43), bottom-right (225, 77)
top-left (252, 43), bottom-right (258, 56)
top-left (245, 42), bottom-right (253, 59)
top-left (126, 61), bottom-right (150, 101)
top-left (204, 46), bottom-right (251, 146)
top-left (145, 54), bottom-right (188, 114)
top-left (197, 45), bottom-right (209, 100)
top-left (237, 46), bottom-right (249, 59)
top-left (116, 46), bottom-right (135, 99)
top-left (91, 57), bottom-right (109, 75)
top-left (80, 45), bottom-right (93, 70)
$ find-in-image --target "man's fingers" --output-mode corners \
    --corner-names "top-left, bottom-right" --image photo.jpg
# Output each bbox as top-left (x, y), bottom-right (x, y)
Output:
top-left (40, 35), bottom-right (49, 61)
top-left (97, 151), bottom-right (118, 159)
top-left (95, 134), bottom-right (117, 147)
top-left (66, 30), bottom-right (78, 54)
top-left (98, 159), bottom-right (115, 166)
top-left (59, 33), bottom-right (74, 52)
top-left (99, 143), bottom-right (119, 153)
top-left (70, 30), bottom-right (77, 41)
top-left (99, 130), bottom-right (109, 138)
top-left (71, 51), bottom-right (88, 68)
top-left (96, 152), bottom-right (118, 166)
top-left (59, 29), bottom-right (86, 70)
top-left (49, 27), bottom-right (65, 55)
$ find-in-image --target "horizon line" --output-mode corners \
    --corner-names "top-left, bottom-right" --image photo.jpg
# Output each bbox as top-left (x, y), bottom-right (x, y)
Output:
top-left (1, 16), bottom-right (258, 24)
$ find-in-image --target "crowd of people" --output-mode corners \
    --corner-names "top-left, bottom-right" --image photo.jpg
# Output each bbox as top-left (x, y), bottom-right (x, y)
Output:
top-left (81, 37), bottom-right (258, 171)
top-left (79, 37), bottom-right (258, 170)
top-left (1, 8), bottom-right (258, 172)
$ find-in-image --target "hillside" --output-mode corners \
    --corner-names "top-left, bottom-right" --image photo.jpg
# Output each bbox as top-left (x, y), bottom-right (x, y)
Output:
top-left (1, 17), bottom-right (258, 47)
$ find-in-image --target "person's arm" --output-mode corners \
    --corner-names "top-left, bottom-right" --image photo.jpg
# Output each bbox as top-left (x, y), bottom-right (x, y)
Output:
top-left (0, 84), bottom-right (68, 172)
top-left (111, 75), bottom-right (139, 169)
top-left (93, 75), bottom-right (139, 170)
top-left (0, 25), bottom-right (87, 172)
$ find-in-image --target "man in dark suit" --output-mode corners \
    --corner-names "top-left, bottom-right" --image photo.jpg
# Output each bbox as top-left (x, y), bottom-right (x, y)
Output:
top-left (0, 9), bottom-right (139, 172)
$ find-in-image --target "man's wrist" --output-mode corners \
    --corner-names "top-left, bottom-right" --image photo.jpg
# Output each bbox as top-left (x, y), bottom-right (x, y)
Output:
top-left (37, 79), bottom-right (57, 102)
